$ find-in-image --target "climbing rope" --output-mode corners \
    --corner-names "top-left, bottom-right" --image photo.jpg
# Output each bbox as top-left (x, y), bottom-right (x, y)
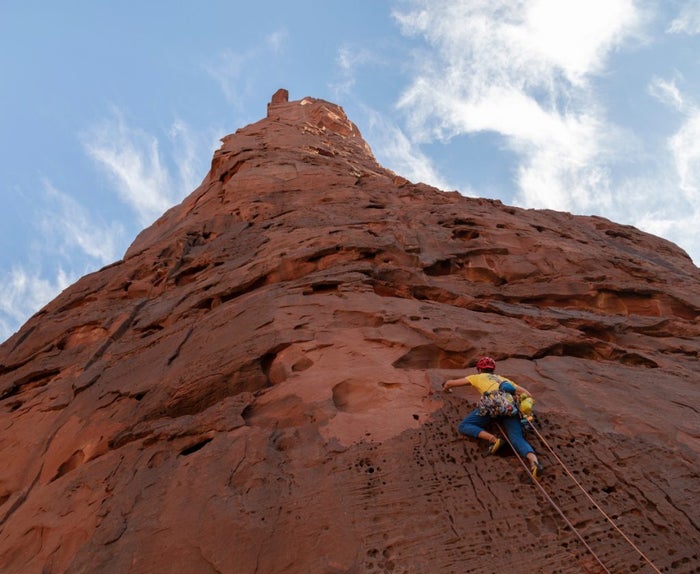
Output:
top-left (527, 420), bottom-right (663, 574)
top-left (495, 422), bottom-right (613, 574)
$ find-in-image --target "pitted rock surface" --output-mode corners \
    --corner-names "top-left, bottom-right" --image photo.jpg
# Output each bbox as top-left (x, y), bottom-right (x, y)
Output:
top-left (0, 92), bottom-right (699, 574)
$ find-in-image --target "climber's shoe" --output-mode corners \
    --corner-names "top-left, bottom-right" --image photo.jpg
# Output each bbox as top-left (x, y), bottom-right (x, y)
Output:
top-left (487, 438), bottom-right (503, 456)
top-left (531, 460), bottom-right (543, 480)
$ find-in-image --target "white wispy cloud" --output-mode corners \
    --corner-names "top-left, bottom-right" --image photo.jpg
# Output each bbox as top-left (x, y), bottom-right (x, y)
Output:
top-left (83, 108), bottom-right (212, 227)
top-left (392, 0), bottom-right (645, 213)
top-left (648, 76), bottom-right (686, 111)
top-left (332, 46), bottom-right (379, 95)
top-left (619, 74), bottom-right (700, 261)
top-left (266, 29), bottom-right (288, 53)
top-left (364, 107), bottom-right (455, 192)
top-left (668, 0), bottom-right (700, 34)
top-left (205, 48), bottom-right (248, 107)
top-left (0, 267), bottom-right (73, 342)
top-left (0, 180), bottom-right (127, 342)
top-left (167, 119), bottom-right (212, 201)
top-left (83, 109), bottom-right (173, 226)
top-left (613, 116), bottom-right (700, 261)
top-left (206, 29), bottom-right (288, 107)
top-left (669, 110), bottom-right (700, 202)
top-left (650, 75), bottom-right (700, 201)
top-left (40, 180), bottom-right (123, 264)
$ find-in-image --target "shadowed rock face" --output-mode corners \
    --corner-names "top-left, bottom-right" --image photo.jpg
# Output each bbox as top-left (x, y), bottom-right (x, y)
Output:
top-left (0, 92), bottom-right (699, 574)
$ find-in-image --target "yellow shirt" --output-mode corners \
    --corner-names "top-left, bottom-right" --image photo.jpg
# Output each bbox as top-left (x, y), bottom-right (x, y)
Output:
top-left (465, 373), bottom-right (515, 395)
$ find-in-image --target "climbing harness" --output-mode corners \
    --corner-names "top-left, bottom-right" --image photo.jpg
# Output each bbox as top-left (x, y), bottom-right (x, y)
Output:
top-left (495, 421), bottom-right (664, 574)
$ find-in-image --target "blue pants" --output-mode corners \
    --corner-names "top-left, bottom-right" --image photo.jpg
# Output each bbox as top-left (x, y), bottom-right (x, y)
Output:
top-left (458, 408), bottom-right (534, 457)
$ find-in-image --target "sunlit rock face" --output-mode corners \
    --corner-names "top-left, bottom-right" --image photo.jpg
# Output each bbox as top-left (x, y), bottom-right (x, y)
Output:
top-left (0, 91), bottom-right (698, 574)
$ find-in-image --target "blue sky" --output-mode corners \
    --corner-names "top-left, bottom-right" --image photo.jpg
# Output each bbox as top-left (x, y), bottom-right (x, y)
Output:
top-left (2, 0), bottom-right (700, 341)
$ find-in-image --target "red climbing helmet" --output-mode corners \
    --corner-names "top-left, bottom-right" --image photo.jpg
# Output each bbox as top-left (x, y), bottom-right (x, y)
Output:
top-left (476, 356), bottom-right (496, 371)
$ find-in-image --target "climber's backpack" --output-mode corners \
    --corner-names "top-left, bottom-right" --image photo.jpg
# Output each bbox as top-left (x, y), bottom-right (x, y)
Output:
top-left (478, 389), bottom-right (518, 417)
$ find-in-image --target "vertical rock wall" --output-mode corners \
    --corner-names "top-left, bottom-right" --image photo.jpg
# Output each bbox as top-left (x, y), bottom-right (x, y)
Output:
top-left (0, 94), bottom-right (698, 573)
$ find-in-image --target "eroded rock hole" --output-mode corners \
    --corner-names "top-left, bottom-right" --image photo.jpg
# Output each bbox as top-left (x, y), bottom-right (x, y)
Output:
top-left (218, 159), bottom-right (246, 184)
top-left (51, 450), bottom-right (85, 482)
top-left (260, 352), bottom-right (277, 382)
top-left (393, 345), bottom-right (469, 369)
top-left (173, 264), bottom-right (211, 286)
top-left (308, 281), bottom-right (340, 294)
top-left (536, 342), bottom-right (604, 361)
top-left (14, 368), bottom-right (62, 392)
top-left (0, 384), bottom-right (19, 401)
top-left (241, 403), bottom-right (255, 425)
top-left (220, 275), bottom-right (268, 303)
top-left (452, 228), bottom-right (480, 240)
top-left (138, 323), bottom-right (164, 338)
top-left (616, 352), bottom-right (658, 368)
top-left (424, 259), bottom-right (455, 277)
top-left (179, 437), bottom-right (213, 456)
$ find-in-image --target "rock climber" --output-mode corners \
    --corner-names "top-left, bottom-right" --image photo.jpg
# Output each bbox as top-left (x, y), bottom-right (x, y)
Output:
top-left (442, 356), bottom-right (543, 479)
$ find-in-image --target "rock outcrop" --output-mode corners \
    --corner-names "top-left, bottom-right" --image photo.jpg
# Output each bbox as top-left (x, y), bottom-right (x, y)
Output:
top-left (0, 91), bottom-right (698, 574)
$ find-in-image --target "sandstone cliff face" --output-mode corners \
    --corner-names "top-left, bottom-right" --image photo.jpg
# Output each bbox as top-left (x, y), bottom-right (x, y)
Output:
top-left (0, 90), bottom-right (698, 574)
